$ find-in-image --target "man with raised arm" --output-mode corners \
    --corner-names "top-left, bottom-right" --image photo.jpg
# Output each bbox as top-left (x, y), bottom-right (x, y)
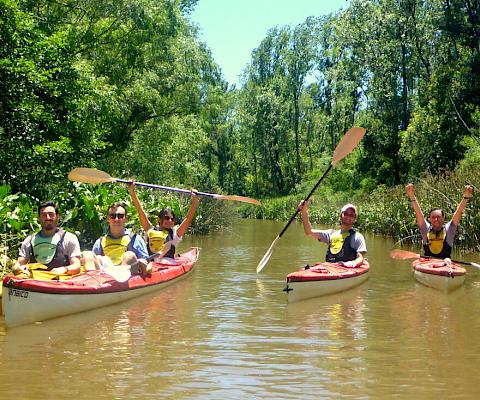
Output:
top-left (298, 201), bottom-right (367, 267)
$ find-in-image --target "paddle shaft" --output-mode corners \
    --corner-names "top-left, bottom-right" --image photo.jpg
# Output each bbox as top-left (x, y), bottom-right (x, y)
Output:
top-left (115, 178), bottom-right (213, 199)
top-left (278, 164), bottom-right (333, 239)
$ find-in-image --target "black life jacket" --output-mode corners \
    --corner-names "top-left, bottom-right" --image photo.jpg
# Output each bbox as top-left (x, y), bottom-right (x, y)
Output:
top-left (325, 229), bottom-right (358, 262)
top-left (423, 226), bottom-right (452, 259)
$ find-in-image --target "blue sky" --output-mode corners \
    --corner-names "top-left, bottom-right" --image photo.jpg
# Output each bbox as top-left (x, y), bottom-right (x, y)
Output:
top-left (189, 0), bottom-right (350, 86)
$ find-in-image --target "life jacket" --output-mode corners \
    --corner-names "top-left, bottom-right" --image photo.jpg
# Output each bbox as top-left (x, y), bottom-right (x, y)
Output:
top-left (147, 228), bottom-right (175, 258)
top-left (100, 232), bottom-right (137, 265)
top-left (423, 226), bottom-right (451, 258)
top-left (28, 229), bottom-right (69, 269)
top-left (325, 229), bottom-right (357, 262)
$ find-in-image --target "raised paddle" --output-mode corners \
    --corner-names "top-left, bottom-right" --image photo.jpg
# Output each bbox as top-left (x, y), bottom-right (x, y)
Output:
top-left (390, 249), bottom-right (480, 269)
top-left (68, 168), bottom-right (261, 205)
top-left (256, 126), bottom-right (367, 273)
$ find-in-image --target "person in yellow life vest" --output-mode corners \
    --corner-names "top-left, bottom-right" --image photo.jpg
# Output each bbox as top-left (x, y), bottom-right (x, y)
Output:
top-left (406, 183), bottom-right (474, 259)
top-left (12, 201), bottom-right (82, 276)
top-left (127, 182), bottom-right (199, 264)
top-left (86, 202), bottom-right (150, 274)
top-left (298, 201), bottom-right (367, 267)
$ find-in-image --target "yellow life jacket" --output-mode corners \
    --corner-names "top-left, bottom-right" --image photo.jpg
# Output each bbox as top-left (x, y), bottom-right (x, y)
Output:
top-left (147, 229), bottom-right (169, 253)
top-left (424, 228), bottom-right (451, 258)
top-left (101, 234), bottom-right (133, 265)
top-left (16, 263), bottom-right (76, 281)
top-left (329, 231), bottom-right (351, 255)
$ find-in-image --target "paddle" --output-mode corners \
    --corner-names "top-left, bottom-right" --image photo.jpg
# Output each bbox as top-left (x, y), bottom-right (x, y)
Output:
top-left (256, 126), bottom-right (367, 273)
top-left (390, 249), bottom-right (480, 269)
top-left (68, 168), bottom-right (261, 205)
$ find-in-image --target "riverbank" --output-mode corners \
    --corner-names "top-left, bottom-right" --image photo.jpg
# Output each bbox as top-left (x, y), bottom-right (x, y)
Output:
top-left (241, 167), bottom-right (480, 253)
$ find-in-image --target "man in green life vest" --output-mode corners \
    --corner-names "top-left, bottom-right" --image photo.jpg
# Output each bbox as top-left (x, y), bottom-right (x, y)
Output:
top-left (12, 201), bottom-right (82, 276)
top-left (85, 201), bottom-right (150, 273)
top-left (298, 201), bottom-right (367, 267)
top-left (406, 183), bottom-right (474, 260)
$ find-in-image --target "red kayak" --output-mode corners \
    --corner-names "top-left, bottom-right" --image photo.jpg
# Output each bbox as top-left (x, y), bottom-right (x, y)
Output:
top-left (412, 258), bottom-right (465, 292)
top-left (2, 248), bottom-right (199, 328)
top-left (284, 261), bottom-right (370, 302)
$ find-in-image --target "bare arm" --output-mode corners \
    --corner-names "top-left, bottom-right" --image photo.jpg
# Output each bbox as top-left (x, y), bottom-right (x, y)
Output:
top-left (51, 256), bottom-right (81, 275)
top-left (177, 192), bottom-right (200, 238)
top-left (298, 200), bottom-right (319, 239)
top-left (127, 182), bottom-right (153, 232)
top-left (452, 185), bottom-right (474, 225)
top-left (405, 183), bottom-right (426, 228)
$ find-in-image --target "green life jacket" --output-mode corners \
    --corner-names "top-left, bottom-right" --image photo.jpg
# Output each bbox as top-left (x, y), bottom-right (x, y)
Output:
top-left (28, 229), bottom-right (68, 269)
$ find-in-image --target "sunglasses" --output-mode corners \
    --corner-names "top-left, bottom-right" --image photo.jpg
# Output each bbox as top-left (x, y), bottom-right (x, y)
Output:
top-left (162, 216), bottom-right (175, 221)
top-left (109, 213), bottom-right (126, 219)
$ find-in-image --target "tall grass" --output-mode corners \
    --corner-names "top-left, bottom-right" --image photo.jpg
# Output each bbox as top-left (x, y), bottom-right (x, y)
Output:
top-left (247, 168), bottom-right (480, 253)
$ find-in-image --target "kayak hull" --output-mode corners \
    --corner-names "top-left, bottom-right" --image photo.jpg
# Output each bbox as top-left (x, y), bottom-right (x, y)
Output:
top-left (285, 261), bottom-right (370, 303)
top-left (2, 248), bottom-right (199, 328)
top-left (412, 258), bottom-right (466, 292)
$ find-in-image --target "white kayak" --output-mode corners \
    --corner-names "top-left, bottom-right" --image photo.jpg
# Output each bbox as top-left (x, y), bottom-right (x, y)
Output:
top-left (412, 258), bottom-right (466, 292)
top-left (2, 248), bottom-right (199, 328)
top-left (284, 260), bottom-right (370, 303)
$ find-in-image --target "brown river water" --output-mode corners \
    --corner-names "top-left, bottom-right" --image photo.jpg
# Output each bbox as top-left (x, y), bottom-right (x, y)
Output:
top-left (1, 219), bottom-right (480, 399)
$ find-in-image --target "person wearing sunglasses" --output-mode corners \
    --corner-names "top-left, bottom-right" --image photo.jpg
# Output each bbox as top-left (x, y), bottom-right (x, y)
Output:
top-left (12, 201), bottom-right (82, 277)
top-left (405, 183), bottom-right (474, 260)
top-left (87, 201), bottom-right (150, 273)
top-left (298, 201), bottom-right (367, 268)
top-left (128, 182), bottom-right (199, 264)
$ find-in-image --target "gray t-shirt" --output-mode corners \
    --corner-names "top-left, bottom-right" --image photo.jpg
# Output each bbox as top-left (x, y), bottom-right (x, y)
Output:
top-left (419, 220), bottom-right (457, 246)
top-left (20, 230), bottom-right (81, 262)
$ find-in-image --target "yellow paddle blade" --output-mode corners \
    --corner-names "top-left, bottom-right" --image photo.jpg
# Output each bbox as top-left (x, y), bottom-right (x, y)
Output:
top-left (332, 127), bottom-right (366, 166)
top-left (214, 194), bottom-right (262, 206)
top-left (31, 270), bottom-right (72, 281)
top-left (389, 249), bottom-right (420, 260)
top-left (28, 263), bottom-right (49, 270)
top-left (68, 168), bottom-right (116, 184)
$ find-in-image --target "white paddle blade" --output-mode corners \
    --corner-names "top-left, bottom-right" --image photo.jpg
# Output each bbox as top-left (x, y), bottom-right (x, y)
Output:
top-left (470, 262), bottom-right (480, 270)
top-left (68, 168), bottom-right (115, 184)
top-left (256, 236), bottom-right (280, 273)
top-left (332, 127), bottom-right (366, 166)
top-left (214, 194), bottom-right (262, 205)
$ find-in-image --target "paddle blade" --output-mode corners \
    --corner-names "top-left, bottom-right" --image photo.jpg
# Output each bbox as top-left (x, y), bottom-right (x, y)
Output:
top-left (214, 194), bottom-right (262, 205)
top-left (257, 235), bottom-right (280, 273)
top-left (68, 168), bottom-right (115, 184)
top-left (390, 249), bottom-right (420, 260)
top-left (332, 127), bottom-right (366, 166)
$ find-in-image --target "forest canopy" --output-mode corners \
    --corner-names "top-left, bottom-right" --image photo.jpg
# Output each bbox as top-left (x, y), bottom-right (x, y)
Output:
top-left (1, 0), bottom-right (479, 203)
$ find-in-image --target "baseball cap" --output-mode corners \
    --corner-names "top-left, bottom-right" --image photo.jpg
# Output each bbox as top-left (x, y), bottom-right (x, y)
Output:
top-left (341, 204), bottom-right (357, 216)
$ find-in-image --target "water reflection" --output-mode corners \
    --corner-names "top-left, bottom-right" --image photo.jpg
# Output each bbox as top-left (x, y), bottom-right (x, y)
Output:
top-left (1, 219), bottom-right (480, 399)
